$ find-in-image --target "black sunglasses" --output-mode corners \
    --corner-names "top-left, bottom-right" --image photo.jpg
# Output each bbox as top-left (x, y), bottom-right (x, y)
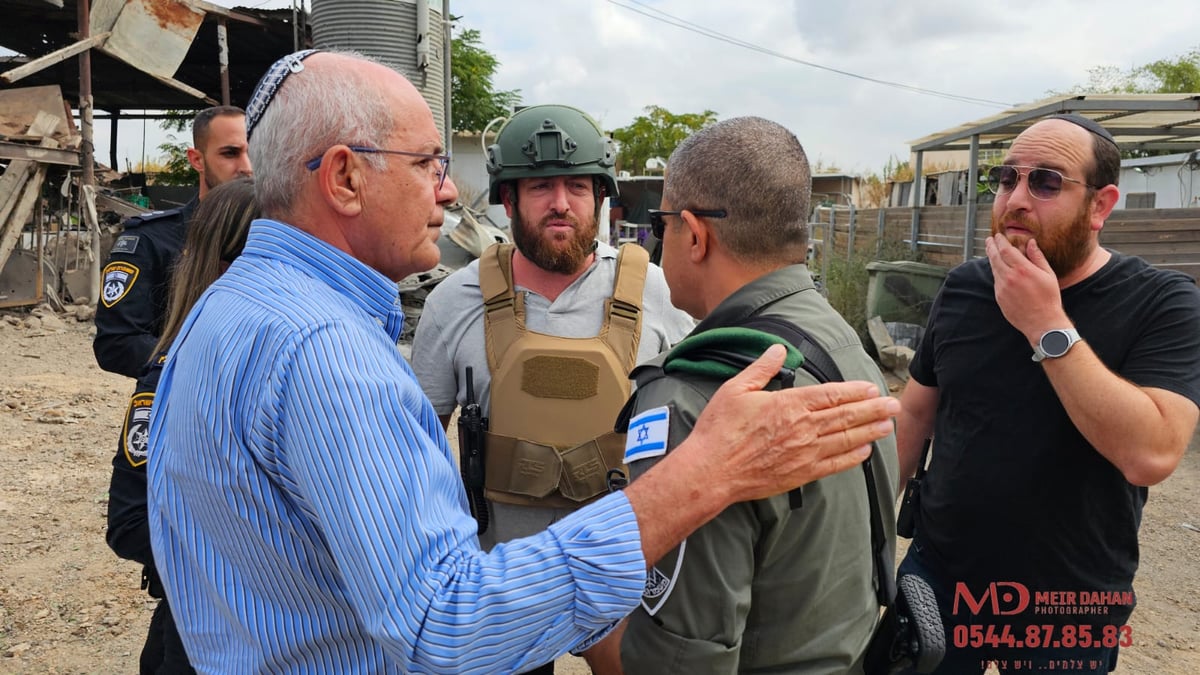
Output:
top-left (985, 165), bottom-right (1095, 201)
top-left (647, 209), bottom-right (728, 239)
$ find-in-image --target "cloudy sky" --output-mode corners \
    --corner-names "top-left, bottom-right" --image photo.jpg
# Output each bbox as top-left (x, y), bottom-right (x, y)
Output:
top-left (96, 0), bottom-right (1199, 175)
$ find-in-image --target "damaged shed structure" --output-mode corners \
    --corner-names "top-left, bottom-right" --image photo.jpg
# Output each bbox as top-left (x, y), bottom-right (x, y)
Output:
top-left (0, 0), bottom-right (305, 308)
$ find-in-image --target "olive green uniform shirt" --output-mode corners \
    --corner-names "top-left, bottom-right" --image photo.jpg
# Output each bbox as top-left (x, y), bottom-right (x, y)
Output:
top-left (619, 264), bottom-right (898, 674)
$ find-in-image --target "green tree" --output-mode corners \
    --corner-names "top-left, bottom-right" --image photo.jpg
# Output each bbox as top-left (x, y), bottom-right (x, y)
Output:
top-left (610, 106), bottom-right (718, 175)
top-left (451, 26), bottom-right (521, 132)
top-left (1056, 46), bottom-right (1200, 157)
top-left (1138, 49), bottom-right (1200, 92)
top-left (159, 111), bottom-right (191, 135)
top-left (152, 135), bottom-right (196, 186)
top-left (1063, 46), bottom-right (1200, 94)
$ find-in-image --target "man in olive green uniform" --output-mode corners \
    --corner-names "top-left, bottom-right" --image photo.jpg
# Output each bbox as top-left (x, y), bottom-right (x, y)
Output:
top-left (590, 116), bottom-right (898, 675)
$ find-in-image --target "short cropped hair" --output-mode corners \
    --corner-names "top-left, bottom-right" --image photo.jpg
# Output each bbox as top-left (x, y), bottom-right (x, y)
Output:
top-left (192, 105), bottom-right (246, 151)
top-left (665, 116), bottom-right (811, 265)
top-left (1088, 133), bottom-right (1121, 189)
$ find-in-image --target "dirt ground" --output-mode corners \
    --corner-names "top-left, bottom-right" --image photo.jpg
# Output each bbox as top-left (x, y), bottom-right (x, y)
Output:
top-left (0, 306), bottom-right (1197, 674)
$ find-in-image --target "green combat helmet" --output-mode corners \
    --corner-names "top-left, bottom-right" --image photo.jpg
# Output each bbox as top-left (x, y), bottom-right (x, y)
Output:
top-left (486, 104), bottom-right (619, 204)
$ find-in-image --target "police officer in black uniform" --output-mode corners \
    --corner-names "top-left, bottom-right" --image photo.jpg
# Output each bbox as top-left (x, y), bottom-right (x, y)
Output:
top-left (106, 177), bottom-right (257, 674)
top-left (95, 208), bottom-right (193, 377)
top-left (93, 106), bottom-right (251, 378)
top-left (99, 106), bottom-right (250, 675)
top-left (107, 353), bottom-right (187, 673)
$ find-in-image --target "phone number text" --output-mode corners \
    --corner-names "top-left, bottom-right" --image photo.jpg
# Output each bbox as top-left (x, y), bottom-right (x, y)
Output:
top-left (952, 623), bottom-right (1132, 650)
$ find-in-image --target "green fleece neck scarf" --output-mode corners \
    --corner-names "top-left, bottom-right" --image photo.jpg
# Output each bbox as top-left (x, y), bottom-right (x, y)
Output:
top-left (663, 327), bottom-right (805, 379)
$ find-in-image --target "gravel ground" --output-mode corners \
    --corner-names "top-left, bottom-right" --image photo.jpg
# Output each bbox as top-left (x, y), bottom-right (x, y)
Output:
top-left (0, 307), bottom-right (1196, 673)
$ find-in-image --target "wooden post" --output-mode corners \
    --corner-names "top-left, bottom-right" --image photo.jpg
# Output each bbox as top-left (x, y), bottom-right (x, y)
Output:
top-left (218, 18), bottom-right (230, 105)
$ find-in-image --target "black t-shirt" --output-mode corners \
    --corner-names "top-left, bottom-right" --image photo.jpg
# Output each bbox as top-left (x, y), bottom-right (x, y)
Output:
top-left (910, 252), bottom-right (1200, 623)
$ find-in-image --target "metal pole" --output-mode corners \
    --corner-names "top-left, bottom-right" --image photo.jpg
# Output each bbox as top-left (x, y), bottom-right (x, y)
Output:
top-left (963, 134), bottom-right (980, 262)
top-left (846, 203), bottom-right (857, 262)
top-left (819, 212), bottom-right (829, 289)
top-left (109, 109), bottom-right (119, 170)
top-left (78, 0), bottom-right (94, 188)
top-left (442, 0), bottom-right (452, 152)
top-left (875, 207), bottom-right (885, 259)
top-left (909, 151), bottom-right (924, 256)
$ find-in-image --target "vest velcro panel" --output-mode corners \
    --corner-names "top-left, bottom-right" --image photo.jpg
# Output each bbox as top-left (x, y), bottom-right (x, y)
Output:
top-left (478, 242), bottom-right (648, 507)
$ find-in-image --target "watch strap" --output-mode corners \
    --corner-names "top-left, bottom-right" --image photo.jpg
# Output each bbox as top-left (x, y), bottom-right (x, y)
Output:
top-left (1032, 328), bottom-right (1081, 362)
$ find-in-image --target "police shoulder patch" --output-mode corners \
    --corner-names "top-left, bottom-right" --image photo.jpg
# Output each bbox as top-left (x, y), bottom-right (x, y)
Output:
top-left (641, 539), bottom-right (687, 616)
top-left (110, 234), bottom-right (139, 255)
top-left (121, 392), bottom-right (154, 467)
top-left (624, 405), bottom-right (670, 463)
top-left (101, 261), bottom-right (140, 308)
top-left (122, 206), bottom-right (184, 231)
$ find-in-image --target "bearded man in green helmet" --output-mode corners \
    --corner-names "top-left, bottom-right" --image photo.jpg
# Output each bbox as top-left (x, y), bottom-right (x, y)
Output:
top-left (412, 104), bottom-right (694, 673)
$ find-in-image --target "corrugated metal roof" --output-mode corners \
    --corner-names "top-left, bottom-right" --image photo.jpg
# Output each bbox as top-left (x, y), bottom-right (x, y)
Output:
top-left (909, 93), bottom-right (1200, 154)
top-left (0, 0), bottom-right (308, 111)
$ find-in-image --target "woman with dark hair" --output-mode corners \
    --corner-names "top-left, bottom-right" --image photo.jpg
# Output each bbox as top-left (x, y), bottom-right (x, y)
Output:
top-left (105, 177), bottom-right (257, 674)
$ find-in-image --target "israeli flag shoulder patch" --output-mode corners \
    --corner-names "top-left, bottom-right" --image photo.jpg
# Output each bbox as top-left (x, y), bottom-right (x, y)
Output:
top-left (624, 405), bottom-right (670, 463)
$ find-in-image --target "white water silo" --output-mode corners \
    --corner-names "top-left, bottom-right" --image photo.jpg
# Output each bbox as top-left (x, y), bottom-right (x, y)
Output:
top-left (309, 0), bottom-right (448, 137)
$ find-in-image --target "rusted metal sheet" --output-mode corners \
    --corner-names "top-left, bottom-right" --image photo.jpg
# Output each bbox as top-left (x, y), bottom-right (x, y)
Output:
top-left (91, 0), bottom-right (205, 79)
top-left (0, 86), bottom-right (75, 149)
top-left (0, 249), bottom-right (50, 309)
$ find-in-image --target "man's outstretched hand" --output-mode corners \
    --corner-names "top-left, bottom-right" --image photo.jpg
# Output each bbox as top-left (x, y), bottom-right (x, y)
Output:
top-left (627, 344), bottom-right (899, 566)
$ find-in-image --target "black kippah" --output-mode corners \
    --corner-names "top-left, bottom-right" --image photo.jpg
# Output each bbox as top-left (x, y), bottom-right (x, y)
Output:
top-left (1048, 113), bottom-right (1119, 150)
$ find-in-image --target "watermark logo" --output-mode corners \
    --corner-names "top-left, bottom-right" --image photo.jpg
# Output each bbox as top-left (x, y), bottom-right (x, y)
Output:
top-left (953, 581), bottom-right (1031, 616)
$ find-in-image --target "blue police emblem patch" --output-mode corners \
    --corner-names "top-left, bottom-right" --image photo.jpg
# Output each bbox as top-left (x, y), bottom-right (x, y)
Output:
top-left (101, 261), bottom-right (139, 308)
top-left (624, 405), bottom-right (669, 463)
top-left (121, 392), bottom-right (154, 467)
top-left (111, 235), bottom-right (139, 255)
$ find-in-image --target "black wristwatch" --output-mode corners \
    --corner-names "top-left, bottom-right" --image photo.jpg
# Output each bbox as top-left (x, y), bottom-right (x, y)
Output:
top-left (1032, 328), bottom-right (1081, 362)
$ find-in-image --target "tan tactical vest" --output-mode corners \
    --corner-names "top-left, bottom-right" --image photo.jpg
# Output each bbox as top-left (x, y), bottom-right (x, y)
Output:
top-left (479, 242), bottom-right (647, 508)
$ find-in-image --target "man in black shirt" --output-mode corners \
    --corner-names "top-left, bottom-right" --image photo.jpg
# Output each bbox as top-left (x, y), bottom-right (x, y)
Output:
top-left (895, 114), bottom-right (1200, 674)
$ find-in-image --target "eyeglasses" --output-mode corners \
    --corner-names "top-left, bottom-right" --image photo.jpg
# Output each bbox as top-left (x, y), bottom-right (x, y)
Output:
top-left (985, 165), bottom-right (1094, 201)
top-left (305, 146), bottom-right (451, 190)
top-left (647, 209), bottom-right (727, 239)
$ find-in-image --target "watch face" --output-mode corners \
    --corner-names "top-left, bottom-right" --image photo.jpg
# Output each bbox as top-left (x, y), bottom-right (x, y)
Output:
top-left (1042, 330), bottom-right (1071, 356)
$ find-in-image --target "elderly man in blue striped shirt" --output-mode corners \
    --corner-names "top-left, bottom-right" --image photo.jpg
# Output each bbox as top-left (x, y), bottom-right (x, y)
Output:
top-left (146, 50), bottom-right (900, 674)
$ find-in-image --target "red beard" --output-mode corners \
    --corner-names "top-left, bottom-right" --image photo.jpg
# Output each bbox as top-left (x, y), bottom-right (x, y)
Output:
top-left (991, 200), bottom-right (1093, 277)
top-left (511, 209), bottom-right (599, 275)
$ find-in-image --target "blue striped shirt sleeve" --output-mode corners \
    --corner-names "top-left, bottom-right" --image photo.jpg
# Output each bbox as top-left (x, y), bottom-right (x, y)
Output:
top-left (275, 320), bottom-right (644, 672)
top-left (150, 220), bottom-right (648, 673)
